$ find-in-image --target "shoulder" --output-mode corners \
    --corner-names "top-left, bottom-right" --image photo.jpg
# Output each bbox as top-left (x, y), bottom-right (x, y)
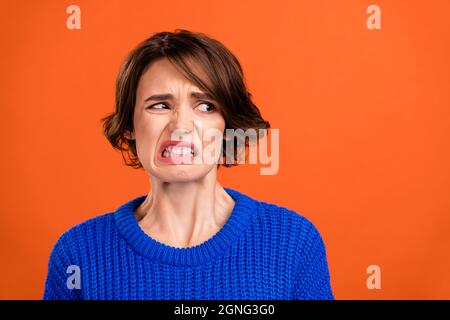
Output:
top-left (227, 187), bottom-right (312, 225)
top-left (255, 196), bottom-right (318, 229)
top-left (254, 198), bottom-right (331, 275)
top-left (59, 212), bottom-right (114, 239)
top-left (49, 213), bottom-right (115, 258)
top-left (251, 195), bottom-right (328, 250)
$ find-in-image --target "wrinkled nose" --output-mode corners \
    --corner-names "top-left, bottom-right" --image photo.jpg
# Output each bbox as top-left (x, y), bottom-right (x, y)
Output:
top-left (169, 107), bottom-right (194, 140)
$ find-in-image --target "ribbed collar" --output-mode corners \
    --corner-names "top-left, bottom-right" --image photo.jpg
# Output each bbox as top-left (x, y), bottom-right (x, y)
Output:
top-left (114, 187), bottom-right (258, 267)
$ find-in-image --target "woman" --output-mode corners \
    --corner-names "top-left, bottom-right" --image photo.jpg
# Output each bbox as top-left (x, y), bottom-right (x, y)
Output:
top-left (43, 29), bottom-right (334, 300)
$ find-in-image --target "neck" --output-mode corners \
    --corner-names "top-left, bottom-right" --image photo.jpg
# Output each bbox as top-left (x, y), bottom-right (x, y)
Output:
top-left (135, 170), bottom-right (235, 248)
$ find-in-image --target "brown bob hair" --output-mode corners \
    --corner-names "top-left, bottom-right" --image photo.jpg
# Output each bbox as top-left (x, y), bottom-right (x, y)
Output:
top-left (102, 29), bottom-right (270, 169)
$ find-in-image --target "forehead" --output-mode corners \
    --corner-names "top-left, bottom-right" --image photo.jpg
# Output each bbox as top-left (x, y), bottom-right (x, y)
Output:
top-left (137, 58), bottom-right (203, 96)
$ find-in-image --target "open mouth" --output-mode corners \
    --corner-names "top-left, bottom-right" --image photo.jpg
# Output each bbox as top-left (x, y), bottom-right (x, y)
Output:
top-left (161, 145), bottom-right (196, 158)
top-left (158, 140), bottom-right (198, 163)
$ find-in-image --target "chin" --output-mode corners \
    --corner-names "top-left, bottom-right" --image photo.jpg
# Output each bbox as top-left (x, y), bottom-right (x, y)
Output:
top-left (150, 164), bottom-right (214, 183)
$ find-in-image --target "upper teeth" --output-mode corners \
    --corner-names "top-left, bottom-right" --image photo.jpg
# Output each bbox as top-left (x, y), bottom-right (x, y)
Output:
top-left (162, 146), bottom-right (194, 156)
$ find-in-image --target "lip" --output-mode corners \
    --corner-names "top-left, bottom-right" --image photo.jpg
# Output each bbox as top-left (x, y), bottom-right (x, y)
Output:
top-left (157, 140), bottom-right (199, 165)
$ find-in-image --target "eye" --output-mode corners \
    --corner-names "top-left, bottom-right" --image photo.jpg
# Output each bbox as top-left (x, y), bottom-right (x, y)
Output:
top-left (147, 103), bottom-right (170, 111)
top-left (196, 102), bottom-right (216, 113)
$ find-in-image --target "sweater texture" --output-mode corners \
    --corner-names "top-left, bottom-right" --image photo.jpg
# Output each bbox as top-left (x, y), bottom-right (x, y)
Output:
top-left (43, 187), bottom-right (334, 300)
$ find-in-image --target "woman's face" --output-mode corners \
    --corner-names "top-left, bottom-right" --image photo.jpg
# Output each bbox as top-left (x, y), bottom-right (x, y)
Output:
top-left (131, 57), bottom-right (225, 182)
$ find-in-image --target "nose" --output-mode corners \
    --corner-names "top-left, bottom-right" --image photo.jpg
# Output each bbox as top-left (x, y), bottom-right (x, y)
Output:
top-left (169, 105), bottom-right (194, 140)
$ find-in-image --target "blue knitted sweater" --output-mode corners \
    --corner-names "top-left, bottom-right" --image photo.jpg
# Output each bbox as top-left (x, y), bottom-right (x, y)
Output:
top-left (43, 187), bottom-right (334, 300)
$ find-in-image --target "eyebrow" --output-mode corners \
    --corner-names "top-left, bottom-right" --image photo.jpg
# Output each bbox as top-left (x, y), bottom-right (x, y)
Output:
top-left (144, 91), bottom-right (214, 102)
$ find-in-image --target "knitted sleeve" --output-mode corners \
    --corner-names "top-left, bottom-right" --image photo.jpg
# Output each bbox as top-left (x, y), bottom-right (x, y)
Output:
top-left (292, 219), bottom-right (334, 300)
top-left (43, 230), bottom-right (81, 300)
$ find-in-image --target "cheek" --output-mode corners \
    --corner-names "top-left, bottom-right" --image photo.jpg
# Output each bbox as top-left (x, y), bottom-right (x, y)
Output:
top-left (199, 116), bottom-right (226, 151)
top-left (200, 115), bottom-right (225, 136)
top-left (134, 116), bottom-right (168, 157)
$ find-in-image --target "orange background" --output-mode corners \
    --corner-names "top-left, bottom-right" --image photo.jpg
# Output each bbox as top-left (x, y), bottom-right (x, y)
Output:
top-left (1, 0), bottom-right (449, 299)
